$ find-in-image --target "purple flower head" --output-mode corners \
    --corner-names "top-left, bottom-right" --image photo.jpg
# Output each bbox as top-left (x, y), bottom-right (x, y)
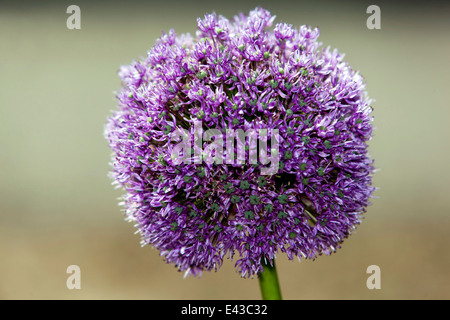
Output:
top-left (105, 7), bottom-right (375, 278)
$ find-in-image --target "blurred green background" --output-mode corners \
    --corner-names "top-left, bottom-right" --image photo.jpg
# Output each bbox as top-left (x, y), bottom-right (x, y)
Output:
top-left (1, 0), bottom-right (449, 299)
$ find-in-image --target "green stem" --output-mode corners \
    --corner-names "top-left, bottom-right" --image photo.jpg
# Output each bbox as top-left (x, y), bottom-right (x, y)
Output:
top-left (258, 259), bottom-right (282, 300)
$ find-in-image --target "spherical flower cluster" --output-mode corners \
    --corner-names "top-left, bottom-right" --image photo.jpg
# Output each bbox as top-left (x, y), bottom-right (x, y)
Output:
top-left (105, 7), bottom-right (375, 278)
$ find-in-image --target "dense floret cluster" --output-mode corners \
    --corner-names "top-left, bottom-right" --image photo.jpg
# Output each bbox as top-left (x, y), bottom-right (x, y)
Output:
top-left (105, 7), bottom-right (375, 277)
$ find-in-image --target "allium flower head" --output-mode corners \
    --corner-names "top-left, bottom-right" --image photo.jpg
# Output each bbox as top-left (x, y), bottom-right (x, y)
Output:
top-left (105, 7), bottom-right (375, 278)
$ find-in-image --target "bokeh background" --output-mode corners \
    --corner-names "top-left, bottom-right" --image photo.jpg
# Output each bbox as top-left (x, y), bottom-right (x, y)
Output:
top-left (1, 0), bottom-right (449, 299)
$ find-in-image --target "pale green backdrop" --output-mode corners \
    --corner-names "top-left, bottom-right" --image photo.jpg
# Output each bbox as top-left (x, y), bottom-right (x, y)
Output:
top-left (0, 0), bottom-right (449, 299)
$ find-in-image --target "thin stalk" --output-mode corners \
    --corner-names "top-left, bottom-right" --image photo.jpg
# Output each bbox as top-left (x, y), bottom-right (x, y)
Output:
top-left (258, 258), bottom-right (282, 300)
